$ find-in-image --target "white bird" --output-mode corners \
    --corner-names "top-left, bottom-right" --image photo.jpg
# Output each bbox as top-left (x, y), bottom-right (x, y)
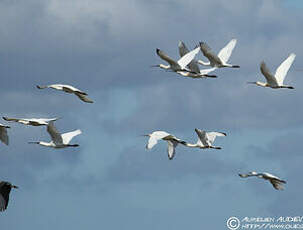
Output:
top-left (3, 117), bottom-right (59, 126)
top-left (239, 171), bottom-right (286, 190)
top-left (248, 53), bottom-right (296, 89)
top-left (0, 124), bottom-right (10, 145)
top-left (28, 121), bottom-right (81, 148)
top-left (152, 46), bottom-right (201, 73)
top-left (184, 128), bottom-right (226, 149)
top-left (36, 84), bottom-right (93, 103)
top-left (177, 41), bottom-right (217, 79)
top-left (143, 131), bottom-right (187, 160)
top-left (198, 39), bottom-right (240, 68)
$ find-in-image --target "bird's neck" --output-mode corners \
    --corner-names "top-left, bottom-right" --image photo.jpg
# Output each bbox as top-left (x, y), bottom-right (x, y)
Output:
top-left (197, 60), bottom-right (211, 66)
top-left (39, 141), bottom-right (54, 147)
top-left (159, 64), bottom-right (170, 69)
top-left (256, 81), bottom-right (268, 87)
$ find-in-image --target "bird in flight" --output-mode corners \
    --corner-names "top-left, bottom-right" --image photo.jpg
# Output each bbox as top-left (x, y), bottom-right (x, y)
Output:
top-left (177, 41), bottom-right (217, 79)
top-left (143, 131), bottom-right (187, 160)
top-left (239, 171), bottom-right (286, 190)
top-left (198, 39), bottom-right (240, 68)
top-left (152, 46), bottom-right (200, 73)
top-left (29, 121), bottom-right (81, 148)
top-left (0, 181), bottom-right (18, 212)
top-left (0, 124), bottom-right (10, 145)
top-left (248, 53), bottom-right (296, 89)
top-left (36, 84), bottom-right (93, 103)
top-left (3, 117), bottom-right (59, 126)
top-left (184, 128), bottom-right (226, 149)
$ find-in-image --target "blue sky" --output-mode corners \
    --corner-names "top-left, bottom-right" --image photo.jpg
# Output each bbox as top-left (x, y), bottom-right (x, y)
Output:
top-left (1, 0), bottom-right (303, 229)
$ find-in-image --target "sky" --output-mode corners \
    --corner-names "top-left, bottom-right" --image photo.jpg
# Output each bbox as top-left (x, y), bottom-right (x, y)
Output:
top-left (1, 0), bottom-right (303, 229)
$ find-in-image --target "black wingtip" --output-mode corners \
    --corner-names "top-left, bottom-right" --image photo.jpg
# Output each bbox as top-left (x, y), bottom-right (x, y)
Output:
top-left (2, 117), bottom-right (8, 121)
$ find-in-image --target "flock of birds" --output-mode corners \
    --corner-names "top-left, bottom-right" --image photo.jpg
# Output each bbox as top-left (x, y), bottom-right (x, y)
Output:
top-left (0, 38), bottom-right (295, 212)
top-left (148, 38), bottom-right (295, 190)
top-left (0, 84), bottom-right (93, 212)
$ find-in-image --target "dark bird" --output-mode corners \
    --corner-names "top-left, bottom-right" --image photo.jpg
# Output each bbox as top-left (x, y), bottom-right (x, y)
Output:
top-left (0, 181), bottom-right (18, 212)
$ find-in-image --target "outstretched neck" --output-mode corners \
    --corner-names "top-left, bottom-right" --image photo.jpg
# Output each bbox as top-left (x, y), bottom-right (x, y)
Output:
top-left (197, 60), bottom-right (211, 66)
top-left (159, 64), bottom-right (170, 70)
top-left (248, 81), bottom-right (267, 87)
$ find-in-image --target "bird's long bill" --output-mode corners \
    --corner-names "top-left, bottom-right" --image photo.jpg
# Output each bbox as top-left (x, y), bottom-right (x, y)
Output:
top-left (150, 65), bottom-right (159, 68)
top-left (141, 134), bottom-right (149, 137)
top-left (28, 141), bottom-right (39, 144)
top-left (247, 81), bottom-right (256, 84)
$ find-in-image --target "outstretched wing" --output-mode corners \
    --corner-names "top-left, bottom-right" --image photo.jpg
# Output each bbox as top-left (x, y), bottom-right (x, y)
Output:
top-left (178, 41), bottom-right (200, 73)
top-left (61, 129), bottom-right (82, 144)
top-left (199, 67), bottom-right (217, 75)
top-left (146, 131), bottom-right (170, 149)
top-left (194, 129), bottom-right (208, 146)
top-left (206, 132), bottom-right (226, 145)
top-left (2, 117), bottom-right (19, 122)
top-left (75, 92), bottom-right (94, 103)
top-left (270, 179), bottom-right (286, 190)
top-left (260, 61), bottom-right (278, 85)
top-left (0, 126), bottom-right (8, 145)
top-left (177, 46), bottom-right (200, 69)
top-left (167, 140), bottom-right (178, 160)
top-left (217, 39), bottom-right (237, 63)
top-left (275, 53), bottom-right (296, 85)
top-left (47, 121), bottom-right (63, 144)
top-left (156, 49), bottom-right (178, 68)
top-left (199, 42), bottom-right (222, 65)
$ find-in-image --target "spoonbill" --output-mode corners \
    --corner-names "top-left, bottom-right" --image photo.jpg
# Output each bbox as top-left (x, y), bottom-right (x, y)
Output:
top-left (178, 41), bottom-right (217, 78)
top-left (239, 172), bottom-right (286, 190)
top-left (152, 46), bottom-right (200, 73)
top-left (143, 131), bottom-right (187, 160)
top-left (0, 124), bottom-right (9, 145)
top-left (184, 128), bottom-right (226, 149)
top-left (198, 39), bottom-right (239, 68)
top-left (0, 181), bottom-right (18, 212)
top-left (28, 121), bottom-right (81, 148)
top-left (3, 117), bottom-right (59, 126)
top-left (247, 53), bottom-right (296, 89)
top-left (36, 84), bottom-right (93, 103)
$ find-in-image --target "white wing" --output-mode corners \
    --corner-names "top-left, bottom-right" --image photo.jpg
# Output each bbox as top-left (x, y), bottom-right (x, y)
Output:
top-left (0, 126), bottom-right (9, 145)
top-left (61, 129), bottom-right (82, 144)
top-left (206, 132), bottom-right (226, 145)
top-left (146, 131), bottom-right (170, 149)
top-left (199, 67), bottom-right (217, 75)
top-left (260, 61), bottom-right (278, 86)
top-left (178, 41), bottom-right (200, 73)
top-left (167, 140), bottom-right (178, 160)
top-left (217, 39), bottom-right (237, 63)
top-left (47, 121), bottom-right (63, 144)
top-left (177, 46), bottom-right (200, 69)
top-left (274, 53), bottom-right (296, 85)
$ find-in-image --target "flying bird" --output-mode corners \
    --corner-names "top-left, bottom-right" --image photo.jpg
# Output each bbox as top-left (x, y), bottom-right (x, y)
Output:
top-left (178, 41), bottom-right (217, 79)
top-left (152, 46), bottom-right (200, 73)
top-left (239, 172), bottom-right (286, 190)
top-left (143, 131), bottom-right (187, 160)
top-left (29, 121), bottom-right (81, 148)
top-left (36, 84), bottom-right (93, 103)
top-left (184, 128), bottom-right (226, 149)
top-left (198, 39), bottom-right (239, 68)
top-left (247, 53), bottom-right (296, 89)
top-left (0, 181), bottom-right (18, 212)
top-left (3, 117), bottom-right (59, 126)
top-left (0, 124), bottom-right (9, 145)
